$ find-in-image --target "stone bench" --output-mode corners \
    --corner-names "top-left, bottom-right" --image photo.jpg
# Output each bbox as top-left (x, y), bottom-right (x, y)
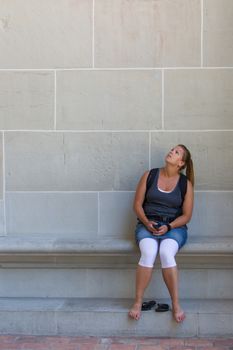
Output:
top-left (0, 234), bottom-right (232, 338)
top-left (0, 235), bottom-right (232, 254)
top-left (0, 235), bottom-right (232, 268)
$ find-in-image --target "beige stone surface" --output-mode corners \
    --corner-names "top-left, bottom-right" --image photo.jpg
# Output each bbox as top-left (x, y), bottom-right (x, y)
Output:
top-left (5, 132), bottom-right (149, 191)
top-left (204, 0), bottom-right (233, 66)
top-left (164, 69), bottom-right (233, 129)
top-left (0, 0), bottom-right (92, 68)
top-left (57, 70), bottom-right (162, 130)
top-left (95, 0), bottom-right (201, 67)
top-left (0, 72), bottom-right (54, 129)
top-left (6, 192), bottom-right (98, 236)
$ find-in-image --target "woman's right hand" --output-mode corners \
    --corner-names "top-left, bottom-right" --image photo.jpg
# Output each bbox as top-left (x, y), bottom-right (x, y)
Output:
top-left (145, 221), bottom-right (159, 234)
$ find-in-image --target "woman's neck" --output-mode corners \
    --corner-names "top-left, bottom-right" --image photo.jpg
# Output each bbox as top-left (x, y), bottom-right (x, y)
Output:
top-left (162, 165), bottom-right (179, 178)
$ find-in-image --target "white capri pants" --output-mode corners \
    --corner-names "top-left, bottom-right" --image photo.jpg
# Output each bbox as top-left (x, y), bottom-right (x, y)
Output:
top-left (138, 238), bottom-right (179, 268)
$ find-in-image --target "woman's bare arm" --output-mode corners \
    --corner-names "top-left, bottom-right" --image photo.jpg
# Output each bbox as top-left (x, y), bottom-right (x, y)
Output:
top-left (169, 180), bottom-right (194, 229)
top-left (133, 171), bottom-right (150, 226)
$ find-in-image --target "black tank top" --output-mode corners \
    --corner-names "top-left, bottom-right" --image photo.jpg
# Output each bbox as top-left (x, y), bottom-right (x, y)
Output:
top-left (143, 169), bottom-right (183, 219)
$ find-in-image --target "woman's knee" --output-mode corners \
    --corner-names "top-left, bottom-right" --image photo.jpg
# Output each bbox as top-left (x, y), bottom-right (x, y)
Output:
top-left (159, 239), bottom-right (179, 268)
top-left (138, 238), bottom-right (158, 268)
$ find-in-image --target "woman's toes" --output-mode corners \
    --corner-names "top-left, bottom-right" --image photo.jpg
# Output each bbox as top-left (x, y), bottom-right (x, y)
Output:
top-left (173, 308), bottom-right (186, 323)
top-left (129, 303), bottom-right (141, 320)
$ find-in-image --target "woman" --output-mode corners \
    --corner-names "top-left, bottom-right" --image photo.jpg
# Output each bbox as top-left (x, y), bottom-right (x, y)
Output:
top-left (129, 144), bottom-right (194, 323)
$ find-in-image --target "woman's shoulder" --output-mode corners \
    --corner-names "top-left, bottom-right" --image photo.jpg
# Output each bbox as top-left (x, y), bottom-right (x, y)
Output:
top-left (187, 179), bottom-right (193, 189)
top-left (139, 169), bottom-right (154, 185)
top-left (148, 167), bottom-right (160, 175)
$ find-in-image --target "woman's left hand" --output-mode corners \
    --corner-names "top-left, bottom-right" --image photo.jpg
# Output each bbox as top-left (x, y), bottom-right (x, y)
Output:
top-left (152, 225), bottom-right (168, 236)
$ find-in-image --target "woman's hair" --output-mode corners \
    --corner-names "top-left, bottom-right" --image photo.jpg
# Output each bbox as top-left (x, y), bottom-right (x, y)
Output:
top-left (178, 144), bottom-right (194, 186)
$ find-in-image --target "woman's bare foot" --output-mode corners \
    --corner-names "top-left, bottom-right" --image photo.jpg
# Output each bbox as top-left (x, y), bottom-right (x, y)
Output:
top-left (172, 304), bottom-right (186, 323)
top-left (128, 301), bottom-right (142, 320)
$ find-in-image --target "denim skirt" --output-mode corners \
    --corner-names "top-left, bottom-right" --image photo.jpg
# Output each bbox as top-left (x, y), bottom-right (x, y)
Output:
top-left (135, 221), bottom-right (188, 250)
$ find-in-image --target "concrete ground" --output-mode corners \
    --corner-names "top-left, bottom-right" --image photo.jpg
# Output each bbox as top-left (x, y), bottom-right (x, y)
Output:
top-left (0, 336), bottom-right (232, 350)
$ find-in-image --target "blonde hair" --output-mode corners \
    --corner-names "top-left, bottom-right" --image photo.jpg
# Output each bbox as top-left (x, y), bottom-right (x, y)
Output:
top-left (178, 144), bottom-right (194, 186)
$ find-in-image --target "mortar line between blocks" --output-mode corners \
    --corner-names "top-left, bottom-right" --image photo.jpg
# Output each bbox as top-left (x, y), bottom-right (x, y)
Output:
top-left (195, 190), bottom-right (233, 193)
top-left (149, 131), bottom-right (151, 169)
top-left (62, 66), bottom-right (233, 70)
top-left (6, 190), bottom-right (233, 193)
top-left (92, 0), bottom-right (95, 68)
top-left (197, 311), bottom-right (201, 337)
top-left (2, 132), bottom-right (6, 235)
top-left (1, 67), bottom-right (233, 71)
top-left (1, 129), bottom-right (233, 133)
top-left (201, 0), bottom-right (204, 67)
top-left (98, 191), bottom-right (100, 234)
top-left (54, 70), bottom-right (57, 130)
top-left (6, 190), bottom-right (135, 194)
top-left (162, 69), bottom-right (165, 130)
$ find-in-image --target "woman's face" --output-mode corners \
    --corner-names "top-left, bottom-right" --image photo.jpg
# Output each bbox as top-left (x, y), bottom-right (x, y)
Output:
top-left (165, 145), bottom-right (185, 168)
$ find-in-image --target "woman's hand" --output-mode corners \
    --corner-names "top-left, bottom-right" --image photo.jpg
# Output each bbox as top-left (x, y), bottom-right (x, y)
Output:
top-left (145, 221), bottom-right (158, 234)
top-left (151, 224), bottom-right (168, 236)
top-left (145, 221), bottom-right (168, 235)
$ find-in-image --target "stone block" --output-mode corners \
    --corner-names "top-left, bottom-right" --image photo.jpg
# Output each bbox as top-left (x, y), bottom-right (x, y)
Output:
top-left (0, 0), bottom-right (92, 68)
top-left (204, 0), bottom-right (233, 66)
top-left (0, 298), bottom-right (232, 337)
top-left (57, 70), bottom-right (162, 130)
top-left (206, 270), bottom-right (233, 298)
top-left (0, 311), bottom-right (57, 335)
top-left (6, 192), bottom-right (98, 236)
top-left (56, 308), bottom-right (198, 337)
top-left (99, 192), bottom-right (136, 237)
top-left (0, 135), bottom-right (2, 199)
top-left (189, 192), bottom-right (233, 237)
top-left (147, 269), bottom-right (233, 300)
top-left (86, 269), bottom-right (135, 298)
top-left (150, 131), bottom-right (233, 190)
top-left (0, 72), bottom-right (54, 129)
top-left (0, 268), bottom-right (135, 298)
top-left (0, 201), bottom-right (5, 235)
top-left (164, 69), bottom-right (233, 130)
top-left (5, 132), bottom-right (149, 191)
top-left (199, 313), bottom-right (233, 336)
top-left (0, 269), bottom-right (88, 298)
top-left (0, 267), bottom-right (232, 299)
top-left (95, 0), bottom-right (201, 67)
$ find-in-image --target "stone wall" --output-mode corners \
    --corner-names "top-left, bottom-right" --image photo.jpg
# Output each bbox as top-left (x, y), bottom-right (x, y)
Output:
top-left (0, 0), bottom-right (233, 238)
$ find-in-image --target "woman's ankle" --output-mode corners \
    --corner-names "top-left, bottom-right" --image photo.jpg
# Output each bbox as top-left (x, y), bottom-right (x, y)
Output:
top-left (172, 301), bottom-right (181, 310)
top-left (134, 297), bottom-right (143, 305)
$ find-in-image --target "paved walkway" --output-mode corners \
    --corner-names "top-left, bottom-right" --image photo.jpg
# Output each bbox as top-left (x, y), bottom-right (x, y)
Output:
top-left (0, 336), bottom-right (232, 350)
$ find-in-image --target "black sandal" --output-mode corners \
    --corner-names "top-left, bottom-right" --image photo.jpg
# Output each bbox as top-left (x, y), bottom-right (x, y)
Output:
top-left (155, 303), bottom-right (170, 312)
top-left (141, 300), bottom-right (156, 311)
